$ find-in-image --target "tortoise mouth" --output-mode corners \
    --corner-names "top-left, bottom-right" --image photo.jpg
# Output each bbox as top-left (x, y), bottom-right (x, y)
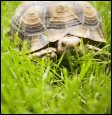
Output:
top-left (57, 46), bottom-right (81, 54)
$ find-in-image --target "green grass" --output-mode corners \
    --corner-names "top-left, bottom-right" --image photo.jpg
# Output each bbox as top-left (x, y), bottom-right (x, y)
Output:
top-left (1, 1), bottom-right (111, 114)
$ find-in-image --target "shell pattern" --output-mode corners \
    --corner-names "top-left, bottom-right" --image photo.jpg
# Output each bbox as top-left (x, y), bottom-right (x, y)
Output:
top-left (10, 1), bottom-right (106, 52)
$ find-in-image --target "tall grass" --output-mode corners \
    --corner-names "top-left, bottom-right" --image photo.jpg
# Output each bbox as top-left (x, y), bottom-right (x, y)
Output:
top-left (1, 1), bottom-right (111, 114)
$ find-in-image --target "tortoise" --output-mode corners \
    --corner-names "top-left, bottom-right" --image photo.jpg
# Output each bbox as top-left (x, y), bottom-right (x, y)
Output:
top-left (10, 1), bottom-right (106, 59)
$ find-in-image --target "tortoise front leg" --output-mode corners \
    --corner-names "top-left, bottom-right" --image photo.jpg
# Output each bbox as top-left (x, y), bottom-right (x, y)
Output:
top-left (31, 47), bottom-right (57, 59)
top-left (85, 44), bottom-right (111, 58)
top-left (85, 44), bottom-right (102, 52)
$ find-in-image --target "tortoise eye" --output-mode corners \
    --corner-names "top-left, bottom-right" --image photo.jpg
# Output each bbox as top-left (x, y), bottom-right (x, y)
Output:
top-left (77, 42), bottom-right (80, 46)
top-left (61, 41), bottom-right (66, 47)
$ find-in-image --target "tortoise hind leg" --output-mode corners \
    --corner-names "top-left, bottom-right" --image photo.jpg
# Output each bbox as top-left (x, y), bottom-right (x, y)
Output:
top-left (6, 28), bottom-right (15, 42)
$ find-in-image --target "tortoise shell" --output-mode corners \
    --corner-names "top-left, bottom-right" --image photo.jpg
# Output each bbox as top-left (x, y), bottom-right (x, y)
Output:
top-left (10, 1), bottom-right (106, 52)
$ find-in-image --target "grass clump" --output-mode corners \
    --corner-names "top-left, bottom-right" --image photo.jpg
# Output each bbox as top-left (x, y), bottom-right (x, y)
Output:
top-left (1, 1), bottom-right (111, 114)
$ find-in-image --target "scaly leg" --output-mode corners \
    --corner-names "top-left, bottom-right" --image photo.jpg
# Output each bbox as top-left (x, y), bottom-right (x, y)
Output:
top-left (85, 44), bottom-right (111, 58)
top-left (31, 47), bottom-right (57, 59)
top-left (85, 44), bottom-right (102, 52)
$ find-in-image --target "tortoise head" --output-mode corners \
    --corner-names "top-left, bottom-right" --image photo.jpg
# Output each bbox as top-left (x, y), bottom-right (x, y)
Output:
top-left (57, 34), bottom-right (81, 53)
